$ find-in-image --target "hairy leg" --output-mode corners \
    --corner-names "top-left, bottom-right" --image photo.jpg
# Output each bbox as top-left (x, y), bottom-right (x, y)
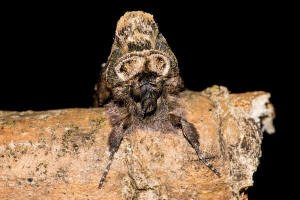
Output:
top-left (98, 116), bottom-right (131, 189)
top-left (98, 149), bottom-right (117, 189)
top-left (169, 114), bottom-right (221, 177)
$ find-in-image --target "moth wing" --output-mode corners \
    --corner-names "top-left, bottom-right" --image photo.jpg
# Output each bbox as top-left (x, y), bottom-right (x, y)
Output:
top-left (93, 62), bottom-right (112, 107)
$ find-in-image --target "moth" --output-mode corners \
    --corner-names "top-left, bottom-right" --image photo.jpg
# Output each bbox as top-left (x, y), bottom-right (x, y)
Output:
top-left (93, 11), bottom-right (220, 189)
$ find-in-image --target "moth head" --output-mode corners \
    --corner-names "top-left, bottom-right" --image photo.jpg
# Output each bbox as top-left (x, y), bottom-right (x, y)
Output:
top-left (104, 11), bottom-right (183, 117)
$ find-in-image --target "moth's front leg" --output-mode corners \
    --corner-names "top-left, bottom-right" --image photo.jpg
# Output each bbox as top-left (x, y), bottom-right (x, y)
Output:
top-left (169, 114), bottom-right (221, 177)
top-left (98, 115), bottom-right (131, 189)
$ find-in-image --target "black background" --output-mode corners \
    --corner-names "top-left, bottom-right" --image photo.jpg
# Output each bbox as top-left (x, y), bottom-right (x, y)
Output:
top-left (0, 3), bottom-right (295, 199)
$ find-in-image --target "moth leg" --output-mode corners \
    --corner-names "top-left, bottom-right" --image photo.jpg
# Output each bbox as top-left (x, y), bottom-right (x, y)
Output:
top-left (98, 116), bottom-right (130, 189)
top-left (190, 155), bottom-right (216, 162)
top-left (169, 114), bottom-right (221, 177)
top-left (98, 148), bottom-right (117, 189)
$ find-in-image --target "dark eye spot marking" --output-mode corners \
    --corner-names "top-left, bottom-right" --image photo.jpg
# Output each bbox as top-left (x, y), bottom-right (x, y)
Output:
top-left (144, 30), bottom-right (152, 35)
top-left (126, 60), bottom-right (132, 65)
top-left (156, 57), bottom-right (165, 69)
top-left (157, 57), bottom-right (163, 63)
top-left (120, 65), bottom-right (128, 73)
top-left (120, 60), bottom-right (135, 75)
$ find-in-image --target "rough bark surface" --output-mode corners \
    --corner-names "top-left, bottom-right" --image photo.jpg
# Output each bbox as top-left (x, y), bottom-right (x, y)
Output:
top-left (0, 86), bottom-right (275, 200)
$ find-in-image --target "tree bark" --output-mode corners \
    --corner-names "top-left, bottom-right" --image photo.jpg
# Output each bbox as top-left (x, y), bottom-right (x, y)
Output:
top-left (0, 86), bottom-right (275, 200)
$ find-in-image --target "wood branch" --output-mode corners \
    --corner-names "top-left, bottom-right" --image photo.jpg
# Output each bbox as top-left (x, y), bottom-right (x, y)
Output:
top-left (0, 86), bottom-right (275, 200)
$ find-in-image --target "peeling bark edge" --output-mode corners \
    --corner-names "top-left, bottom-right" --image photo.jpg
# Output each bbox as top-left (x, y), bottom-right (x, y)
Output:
top-left (249, 93), bottom-right (275, 134)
